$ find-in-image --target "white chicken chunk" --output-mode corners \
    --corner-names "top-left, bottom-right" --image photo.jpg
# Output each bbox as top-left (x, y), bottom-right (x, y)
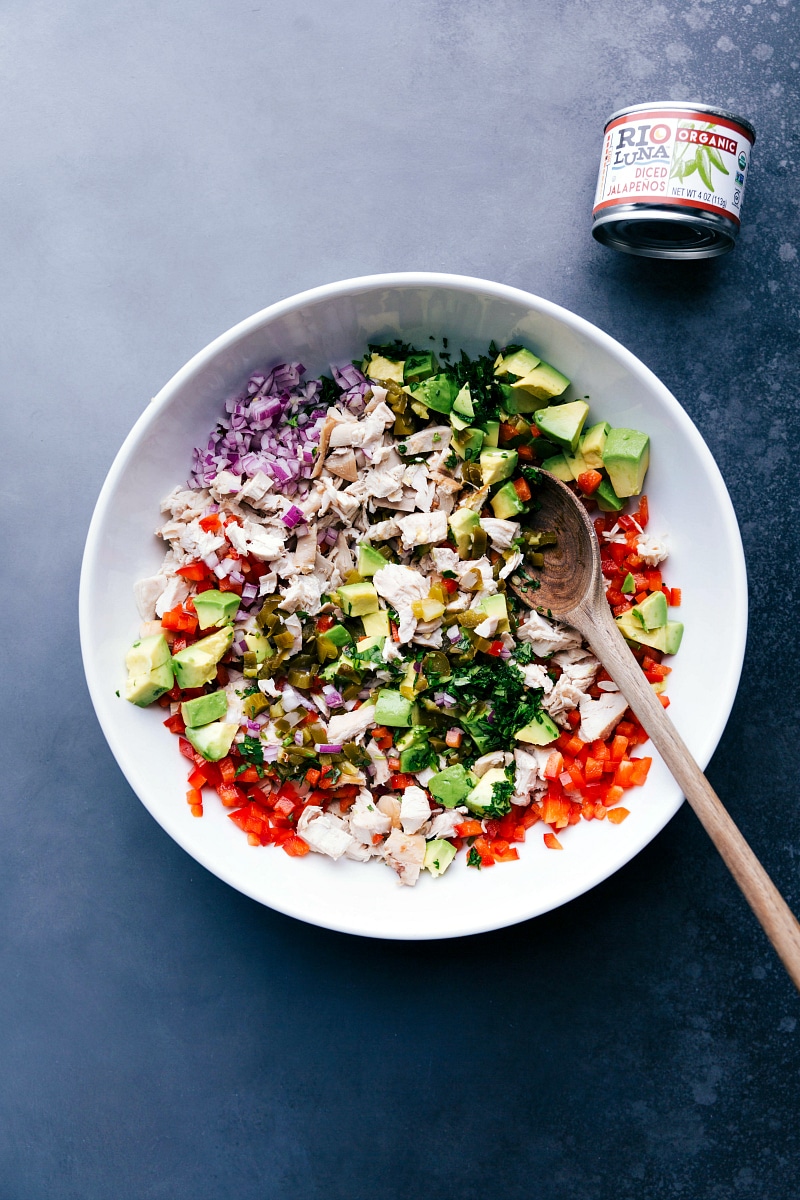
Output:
top-left (372, 563), bottom-right (428, 643)
top-left (400, 425), bottom-right (452, 455)
top-left (237, 470), bottom-right (274, 509)
top-left (366, 739), bottom-right (391, 785)
top-left (636, 533), bottom-right (670, 566)
top-left (516, 609), bottom-right (583, 656)
top-left (426, 808), bottom-right (467, 840)
top-left (396, 511), bottom-right (448, 550)
top-left (134, 575), bottom-right (168, 621)
top-left (210, 470), bottom-right (242, 496)
top-left (154, 574), bottom-right (190, 618)
top-left (522, 663), bottom-right (554, 693)
top-left (578, 693), bottom-right (629, 743)
top-left (326, 704), bottom-right (377, 746)
top-left (513, 747), bottom-right (552, 802)
top-left (382, 828), bottom-right (426, 886)
top-left (278, 574), bottom-right (324, 615)
top-left (431, 546), bottom-right (460, 574)
top-left (472, 750), bottom-right (513, 777)
top-left (399, 786), bottom-right (431, 835)
top-left (328, 417), bottom-right (385, 449)
top-left (479, 518), bottom-right (520, 550)
top-left (297, 808), bottom-right (355, 860)
top-left (226, 518), bottom-right (285, 561)
top-left (349, 789), bottom-right (392, 846)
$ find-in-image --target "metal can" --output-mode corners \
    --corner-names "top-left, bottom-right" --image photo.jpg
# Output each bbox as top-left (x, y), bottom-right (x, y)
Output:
top-left (592, 102), bottom-right (756, 259)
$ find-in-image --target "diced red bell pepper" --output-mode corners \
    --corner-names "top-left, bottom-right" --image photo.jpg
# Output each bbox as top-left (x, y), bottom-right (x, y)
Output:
top-left (543, 832), bottom-right (563, 850)
top-left (163, 713), bottom-right (186, 734)
top-left (576, 469), bottom-right (602, 495)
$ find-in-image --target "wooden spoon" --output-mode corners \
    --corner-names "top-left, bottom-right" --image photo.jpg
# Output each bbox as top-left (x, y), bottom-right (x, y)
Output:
top-left (509, 470), bottom-right (800, 992)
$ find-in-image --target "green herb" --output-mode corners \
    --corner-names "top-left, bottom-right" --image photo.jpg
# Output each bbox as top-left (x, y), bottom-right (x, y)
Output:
top-left (432, 433), bottom-right (441, 443)
top-left (115, 690), bottom-right (120, 697)
top-left (319, 376), bottom-right (340, 407)
top-left (444, 451), bottom-right (457, 469)
top-left (454, 659), bottom-right (546, 753)
top-left (368, 338), bottom-right (415, 359)
top-left (486, 779), bottom-right (514, 818)
top-left (398, 444), bottom-right (408, 455)
top-left (467, 846), bottom-right (482, 869)
top-left (513, 642), bottom-right (536, 665)
top-left (239, 735), bottom-right (264, 766)
top-left (441, 570), bottom-right (457, 579)
top-left (520, 466), bottom-right (542, 485)
top-left (287, 415), bottom-right (298, 427)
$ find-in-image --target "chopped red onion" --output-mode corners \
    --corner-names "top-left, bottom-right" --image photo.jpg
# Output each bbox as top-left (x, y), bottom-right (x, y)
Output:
top-left (434, 691), bottom-right (457, 708)
top-left (317, 744), bottom-right (343, 754)
top-left (282, 504), bottom-right (305, 528)
top-left (262, 745), bottom-right (280, 763)
top-left (294, 730), bottom-right (304, 746)
top-left (446, 626), bottom-right (460, 643)
top-left (241, 582), bottom-right (258, 602)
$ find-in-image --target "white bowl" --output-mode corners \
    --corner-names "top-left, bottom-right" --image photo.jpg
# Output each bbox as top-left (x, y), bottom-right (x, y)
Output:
top-left (80, 273), bottom-right (747, 940)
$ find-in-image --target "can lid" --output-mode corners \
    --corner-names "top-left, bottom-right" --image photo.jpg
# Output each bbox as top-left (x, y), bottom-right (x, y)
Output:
top-left (593, 210), bottom-right (736, 260)
top-left (604, 101), bottom-right (756, 144)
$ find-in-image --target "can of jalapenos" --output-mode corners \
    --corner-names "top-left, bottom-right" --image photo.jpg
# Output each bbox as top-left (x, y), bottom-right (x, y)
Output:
top-left (592, 101), bottom-right (756, 259)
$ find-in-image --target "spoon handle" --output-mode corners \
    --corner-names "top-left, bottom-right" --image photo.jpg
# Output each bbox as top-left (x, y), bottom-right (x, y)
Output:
top-left (572, 599), bottom-right (800, 993)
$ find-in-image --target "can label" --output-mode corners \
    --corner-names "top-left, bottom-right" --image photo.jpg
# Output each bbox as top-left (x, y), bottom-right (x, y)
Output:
top-left (593, 108), bottom-right (753, 227)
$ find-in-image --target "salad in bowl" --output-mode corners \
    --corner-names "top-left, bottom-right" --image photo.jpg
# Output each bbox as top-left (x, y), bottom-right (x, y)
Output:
top-left (123, 336), bottom-right (682, 886)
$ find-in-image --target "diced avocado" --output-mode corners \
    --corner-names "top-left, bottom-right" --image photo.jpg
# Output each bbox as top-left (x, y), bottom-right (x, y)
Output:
top-left (336, 581), bottom-right (379, 617)
top-left (409, 373), bottom-right (458, 415)
top-left (357, 543), bottom-right (388, 578)
top-left (362, 609), bottom-right (390, 639)
top-left (541, 453), bottom-right (573, 482)
top-left (515, 710), bottom-right (559, 745)
top-left (533, 401), bottom-right (589, 453)
top-left (323, 623), bottom-right (354, 648)
top-left (616, 614), bottom-right (684, 655)
top-left (365, 354), bottom-right (404, 384)
top-left (243, 630), bottom-right (273, 663)
top-left (621, 573), bottom-right (635, 595)
top-left (181, 689), bottom-right (228, 728)
top-left (603, 428), bottom-right (650, 497)
top-left (184, 720), bottom-right (239, 762)
top-left (595, 477), bottom-right (624, 512)
top-left (461, 707), bottom-right (493, 753)
top-left (481, 420), bottom-right (500, 448)
top-left (448, 508), bottom-right (481, 557)
top-left (374, 689), bottom-right (413, 727)
top-left (512, 360), bottom-right (570, 402)
top-left (452, 383), bottom-right (474, 419)
top-left (403, 351), bottom-right (438, 383)
top-left (450, 411), bottom-right (470, 431)
top-left (630, 590), bottom-right (668, 631)
top-left (399, 737), bottom-right (435, 773)
top-left (126, 633), bottom-right (171, 678)
top-left (428, 763), bottom-right (476, 808)
top-left (465, 767), bottom-right (510, 815)
top-left (395, 726), bottom-right (428, 753)
top-left (494, 348), bottom-right (541, 378)
top-left (124, 659), bottom-right (174, 707)
top-left (480, 448), bottom-right (518, 486)
top-left (563, 445), bottom-right (592, 481)
top-left (172, 626), bottom-right (233, 689)
top-left (491, 480), bottom-right (526, 520)
top-left (191, 589), bottom-right (240, 630)
top-left (452, 424), bottom-right (485, 460)
top-left (355, 635), bottom-right (384, 654)
top-left (424, 838), bottom-right (458, 877)
top-left (500, 383), bottom-right (547, 414)
top-left (580, 421), bottom-right (610, 469)
top-left (478, 592), bottom-right (510, 632)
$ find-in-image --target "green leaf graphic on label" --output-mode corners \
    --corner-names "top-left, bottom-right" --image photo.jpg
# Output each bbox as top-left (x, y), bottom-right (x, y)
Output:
top-left (695, 146), bottom-right (714, 192)
top-left (707, 146), bottom-right (729, 174)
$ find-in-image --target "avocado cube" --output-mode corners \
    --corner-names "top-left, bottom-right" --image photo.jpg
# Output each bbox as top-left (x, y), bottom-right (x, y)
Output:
top-left (465, 767), bottom-right (510, 815)
top-left (184, 720), bottom-right (239, 762)
top-left (355, 635), bottom-right (385, 654)
top-left (403, 351), bottom-right (438, 383)
top-left (365, 354), bottom-right (404, 384)
top-left (181, 689), bottom-right (229, 728)
top-left (477, 592), bottom-right (509, 632)
top-left (423, 838), bottom-right (458, 877)
top-left (452, 424), bottom-right (485, 460)
top-left (373, 689), bottom-right (413, 727)
top-left (481, 420), bottom-right (500, 448)
top-left (124, 660), bottom-right (174, 707)
top-left (595, 477), bottom-right (624, 513)
top-left (362, 609), bottom-right (390, 639)
top-left (580, 421), bottom-right (610, 469)
top-left (541, 453), bottom-right (573, 482)
top-left (495, 347), bottom-right (542, 379)
top-left (499, 382), bottom-right (547, 415)
top-left (172, 626), bottom-right (234, 689)
top-left (448, 507), bottom-right (481, 558)
top-left (616, 614), bottom-right (684, 656)
top-left (452, 383), bottom-right (474, 419)
top-left (511, 360), bottom-right (570, 401)
top-left (490, 480), bottom-right (525, 520)
top-left (399, 739), bottom-right (435, 773)
top-left (243, 630), bottom-right (273, 663)
top-left (336, 581), bottom-right (379, 617)
top-left (192, 589), bottom-right (241, 630)
top-left (515, 710), bottom-right (559, 745)
top-left (428, 763), bottom-right (476, 808)
top-left (408, 373), bottom-right (458, 415)
top-left (563, 445), bottom-right (592, 481)
top-left (603, 428), bottom-right (650, 497)
top-left (631, 590), bottom-right (668, 631)
top-left (480, 448), bottom-right (518, 487)
top-left (125, 633), bottom-right (171, 678)
top-left (533, 401), bottom-right (589, 453)
top-left (358, 543), bottom-right (389, 578)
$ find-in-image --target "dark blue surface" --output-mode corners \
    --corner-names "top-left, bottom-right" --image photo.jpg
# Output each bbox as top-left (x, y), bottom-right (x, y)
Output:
top-left (2, 1), bottom-right (799, 1196)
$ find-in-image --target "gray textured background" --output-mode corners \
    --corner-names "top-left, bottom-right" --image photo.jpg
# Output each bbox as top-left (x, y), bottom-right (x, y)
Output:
top-left (3, 1), bottom-right (799, 1197)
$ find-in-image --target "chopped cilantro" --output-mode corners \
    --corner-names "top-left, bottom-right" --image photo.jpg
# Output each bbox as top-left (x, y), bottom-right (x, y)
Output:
top-left (239, 735), bottom-right (264, 766)
top-left (513, 642), bottom-right (536, 665)
top-left (318, 376), bottom-right (340, 407)
top-left (520, 465), bottom-right (542, 484)
top-left (444, 451), bottom-right (457, 469)
top-left (485, 779), bottom-right (514, 818)
top-left (467, 847), bottom-right (482, 869)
